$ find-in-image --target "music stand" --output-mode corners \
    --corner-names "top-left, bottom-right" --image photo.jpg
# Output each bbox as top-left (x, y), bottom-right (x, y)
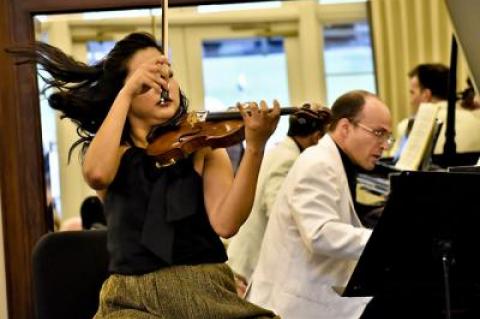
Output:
top-left (343, 171), bottom-right (480, 318)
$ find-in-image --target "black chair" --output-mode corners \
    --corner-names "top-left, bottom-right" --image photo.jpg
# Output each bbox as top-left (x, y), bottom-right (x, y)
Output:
top-left (32, 230), bottom-right (109, 319)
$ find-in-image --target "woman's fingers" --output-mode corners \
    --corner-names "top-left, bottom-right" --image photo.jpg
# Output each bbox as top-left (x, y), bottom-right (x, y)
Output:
top-left (151, 56), bottom-right (169, 66)
top-left (259, 100), bottom-right (268, 114)
top-left (148, 56), bottom-right (171, 79)
top-left (143, 65), bottom-right (169, 91)
top-left (240, 99), bottom-right (281, 151)
top-left (273, 99), bottom-right (281, 111)
top-left (238, 102), bottom-right (253, 117)
top-left (239, 100), bottom-right (281, 118)
top-left (143, 73), bottom-right (163, 90)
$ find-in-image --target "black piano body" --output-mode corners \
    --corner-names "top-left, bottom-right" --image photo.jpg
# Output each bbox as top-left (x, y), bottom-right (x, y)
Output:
top-left (347, 171), bottom-right (480, 318)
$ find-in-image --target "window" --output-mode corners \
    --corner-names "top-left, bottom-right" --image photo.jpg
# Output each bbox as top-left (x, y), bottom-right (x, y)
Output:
top-left (87, 41), bottom-right (116, 64)
top-left (202, 37), bottom-right (290, 148)
top-left (323, 22), bottom-right (376, 105)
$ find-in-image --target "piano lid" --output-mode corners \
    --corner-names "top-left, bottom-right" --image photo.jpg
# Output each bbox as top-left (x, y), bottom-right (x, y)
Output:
top-left (445, 0), bottom-right (480, 94)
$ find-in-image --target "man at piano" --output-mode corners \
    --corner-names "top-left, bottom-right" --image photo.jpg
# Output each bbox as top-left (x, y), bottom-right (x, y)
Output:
top-left (246, 90), bottom-right (393, 319)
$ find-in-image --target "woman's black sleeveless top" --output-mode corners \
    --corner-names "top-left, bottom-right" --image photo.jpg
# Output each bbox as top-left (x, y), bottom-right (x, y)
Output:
top-left (104, 147), bottom-right (227, 275)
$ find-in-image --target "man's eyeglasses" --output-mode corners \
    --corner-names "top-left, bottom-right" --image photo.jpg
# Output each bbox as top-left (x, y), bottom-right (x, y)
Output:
top-left (355, 122), bottom-right (395, 147)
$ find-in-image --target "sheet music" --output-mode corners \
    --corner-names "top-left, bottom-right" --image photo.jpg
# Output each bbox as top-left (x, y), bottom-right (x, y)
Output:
top-left (395, 103), bottom-right (440, 171)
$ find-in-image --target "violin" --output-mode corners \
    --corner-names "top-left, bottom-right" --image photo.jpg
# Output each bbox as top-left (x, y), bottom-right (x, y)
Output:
top-left (146, 105), bottom-right (333, 167)
top-left (146, 107), bottom-right (298, 167)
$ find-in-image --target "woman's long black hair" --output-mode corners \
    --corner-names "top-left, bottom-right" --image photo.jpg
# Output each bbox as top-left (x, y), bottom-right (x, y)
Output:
top-left (8, 32), bottom-right (188, 160)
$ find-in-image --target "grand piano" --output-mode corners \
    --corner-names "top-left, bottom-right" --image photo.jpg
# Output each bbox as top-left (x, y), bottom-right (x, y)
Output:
top-left (349, 1), bottom-right (480, 317)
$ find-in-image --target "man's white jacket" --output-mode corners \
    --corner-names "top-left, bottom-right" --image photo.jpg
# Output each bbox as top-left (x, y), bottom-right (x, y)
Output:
top-left (247, 134), bottom-right (372, 319)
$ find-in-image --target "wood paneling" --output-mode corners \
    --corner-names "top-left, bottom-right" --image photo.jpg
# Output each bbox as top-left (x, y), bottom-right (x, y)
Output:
top-left (0, 1), bottom-right (47, 318)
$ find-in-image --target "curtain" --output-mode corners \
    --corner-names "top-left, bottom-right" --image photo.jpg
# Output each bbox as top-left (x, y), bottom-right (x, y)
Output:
top-left (369, 0), bottom-right (470, 129)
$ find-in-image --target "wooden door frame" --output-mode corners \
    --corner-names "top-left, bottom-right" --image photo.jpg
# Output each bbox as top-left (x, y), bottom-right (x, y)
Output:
top-left (0, 1), bottom-right (265, 318)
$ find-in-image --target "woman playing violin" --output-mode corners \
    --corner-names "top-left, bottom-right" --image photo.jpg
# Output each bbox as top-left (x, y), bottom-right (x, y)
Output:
top-left (20, 32), bottom-right (281, 318)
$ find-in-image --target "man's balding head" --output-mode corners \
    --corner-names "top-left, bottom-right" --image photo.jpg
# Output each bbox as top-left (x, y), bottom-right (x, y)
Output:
top-left (330, 90), bottom-right (392, 170)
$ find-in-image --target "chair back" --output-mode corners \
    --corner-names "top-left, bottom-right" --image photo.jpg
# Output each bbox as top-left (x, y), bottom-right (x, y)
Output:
top-left (32, 230), bottom-right (109, 319)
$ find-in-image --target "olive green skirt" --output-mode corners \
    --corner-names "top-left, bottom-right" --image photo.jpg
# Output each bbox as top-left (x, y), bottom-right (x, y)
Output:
top-left (93, 263), bottom-right (279, 319)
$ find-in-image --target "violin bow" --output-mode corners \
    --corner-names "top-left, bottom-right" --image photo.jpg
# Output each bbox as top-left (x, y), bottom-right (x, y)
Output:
top-left (161, 0), bottom-right (169, 57)
top-left (160, 0), bottom-right (169, 102)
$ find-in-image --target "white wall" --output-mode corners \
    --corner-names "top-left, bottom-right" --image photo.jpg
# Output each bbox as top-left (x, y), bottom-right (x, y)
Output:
top-left (48, 21), bottom-right (95, 221)
top-left (0, 191), bottom-right (9, 318)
